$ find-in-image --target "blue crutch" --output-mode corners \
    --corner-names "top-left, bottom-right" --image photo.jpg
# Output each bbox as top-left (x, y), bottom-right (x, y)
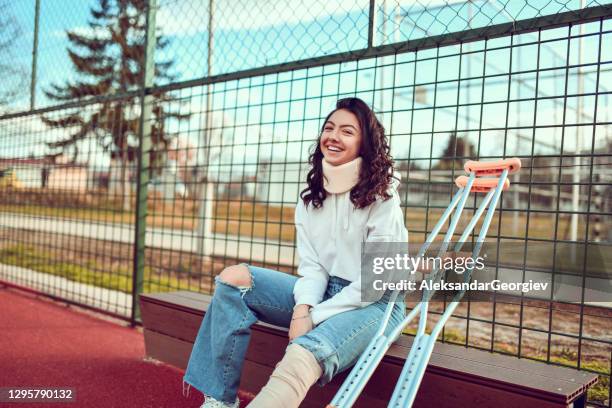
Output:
top-left (327, 158), bottom-right (521, 408)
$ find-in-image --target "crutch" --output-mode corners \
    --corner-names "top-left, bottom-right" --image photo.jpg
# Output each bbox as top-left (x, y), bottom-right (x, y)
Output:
top-left (327, 158), bottom-right (521, 408)
top-left (387, 158), bottom-right (520, 407)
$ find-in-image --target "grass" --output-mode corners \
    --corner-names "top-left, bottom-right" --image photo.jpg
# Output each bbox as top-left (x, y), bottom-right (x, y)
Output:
top-left (0, 203), bottom-right (134, 223)
top-left (0, 244), bottom-right (205, 295)
top-left (0, 201), bottom-right (298, 241)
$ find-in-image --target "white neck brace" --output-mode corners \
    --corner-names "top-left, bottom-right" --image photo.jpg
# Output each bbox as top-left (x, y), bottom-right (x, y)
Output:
top-left (322, 156), bottom-right (362, 194)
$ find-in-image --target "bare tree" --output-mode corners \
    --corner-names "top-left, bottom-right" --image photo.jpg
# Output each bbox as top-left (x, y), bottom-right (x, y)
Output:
top-left (0, 1), bottom-right (27, 108)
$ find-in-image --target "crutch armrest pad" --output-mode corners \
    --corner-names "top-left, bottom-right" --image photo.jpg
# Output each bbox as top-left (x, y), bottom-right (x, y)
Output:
top-left (464, 158), bottom-right (521, 176)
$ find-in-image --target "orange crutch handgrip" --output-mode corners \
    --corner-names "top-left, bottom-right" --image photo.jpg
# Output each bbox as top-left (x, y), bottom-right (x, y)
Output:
top-left (455, 175), bottom-right (510, 193)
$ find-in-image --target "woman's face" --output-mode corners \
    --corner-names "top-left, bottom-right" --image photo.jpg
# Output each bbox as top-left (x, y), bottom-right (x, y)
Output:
top-left (319, 108), bottom-right (362, 166)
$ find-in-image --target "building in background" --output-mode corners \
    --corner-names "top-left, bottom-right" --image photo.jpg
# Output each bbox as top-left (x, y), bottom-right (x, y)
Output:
top-left (0, 156), bottom-right (89, 191)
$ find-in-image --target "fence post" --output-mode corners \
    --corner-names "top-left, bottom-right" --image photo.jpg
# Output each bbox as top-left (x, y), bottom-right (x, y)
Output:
top-left (367, 0), bottom-right (376, 49)
top-left (131, 0), bottom-right (157, 326)
top-left (30, 0), bottom-right (40, 110)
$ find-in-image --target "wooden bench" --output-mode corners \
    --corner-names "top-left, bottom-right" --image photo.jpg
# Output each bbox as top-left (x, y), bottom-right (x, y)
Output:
top-left (140, 291), bottom-right (598, 408)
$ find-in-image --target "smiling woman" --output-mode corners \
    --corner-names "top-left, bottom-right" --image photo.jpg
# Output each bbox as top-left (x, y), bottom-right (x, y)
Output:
top-left (183, 97), bottom-right (408, 408)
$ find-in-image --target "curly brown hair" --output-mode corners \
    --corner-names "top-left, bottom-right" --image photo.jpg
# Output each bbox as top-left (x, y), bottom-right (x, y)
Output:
top-left (300, 97), bottom-right (396, 209)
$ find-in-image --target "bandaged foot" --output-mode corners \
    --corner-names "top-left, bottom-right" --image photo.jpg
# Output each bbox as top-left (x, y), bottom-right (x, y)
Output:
top-left (247, 343), bottom-right (322, 408)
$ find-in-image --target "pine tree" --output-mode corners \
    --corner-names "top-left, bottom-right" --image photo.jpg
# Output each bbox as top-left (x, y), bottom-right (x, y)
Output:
top-left (41, 0), bottom-right (189, 210)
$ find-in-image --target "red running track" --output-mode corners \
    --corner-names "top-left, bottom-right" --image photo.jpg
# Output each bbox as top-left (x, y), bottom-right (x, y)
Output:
top-left (0, 286), bottom-right (254, 408)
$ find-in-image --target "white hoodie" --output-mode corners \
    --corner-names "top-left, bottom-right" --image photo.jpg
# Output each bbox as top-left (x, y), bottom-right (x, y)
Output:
top-left (293, 174), bottom-right (408, 325)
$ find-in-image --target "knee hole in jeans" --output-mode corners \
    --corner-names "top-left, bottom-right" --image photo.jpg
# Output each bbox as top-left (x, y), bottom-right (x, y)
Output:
top-left (217, 264), bottom-right (253, 295)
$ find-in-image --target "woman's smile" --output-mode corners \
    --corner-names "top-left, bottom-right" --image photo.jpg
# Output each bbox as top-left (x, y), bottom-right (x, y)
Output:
top-left (325, 144), bottom-right (343, 153)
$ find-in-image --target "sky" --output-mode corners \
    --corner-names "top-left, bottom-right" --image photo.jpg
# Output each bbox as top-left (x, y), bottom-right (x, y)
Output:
top-left (0, 0), bottom-right (610, 173)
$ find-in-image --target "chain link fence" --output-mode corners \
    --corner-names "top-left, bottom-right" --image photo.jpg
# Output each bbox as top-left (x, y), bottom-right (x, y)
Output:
top-left (0, 0), bottom-right (611, 405)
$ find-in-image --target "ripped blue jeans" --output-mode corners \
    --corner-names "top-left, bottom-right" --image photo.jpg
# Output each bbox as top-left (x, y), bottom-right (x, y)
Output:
top-left (183, 263), bottom-right (406, 404)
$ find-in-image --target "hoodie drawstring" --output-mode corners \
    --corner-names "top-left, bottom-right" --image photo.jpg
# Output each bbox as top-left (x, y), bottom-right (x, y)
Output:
top-left (344, 193), bottom-right (351, 231)
top-left (332, 194), bottom-right (336, 236)
top-left (330, 193), bottom-right (352, 234)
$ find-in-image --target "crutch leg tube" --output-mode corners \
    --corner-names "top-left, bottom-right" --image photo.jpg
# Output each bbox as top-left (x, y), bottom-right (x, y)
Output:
top-left (328, 303), bottom-right (422, 408)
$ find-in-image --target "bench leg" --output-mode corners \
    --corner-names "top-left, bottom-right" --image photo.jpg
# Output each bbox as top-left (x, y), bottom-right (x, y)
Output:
top-left (572, 393), bottom-right (586, 408)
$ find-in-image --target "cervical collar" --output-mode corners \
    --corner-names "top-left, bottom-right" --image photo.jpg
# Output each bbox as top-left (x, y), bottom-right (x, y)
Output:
top-left (322, 156), bottom-right (362, 194)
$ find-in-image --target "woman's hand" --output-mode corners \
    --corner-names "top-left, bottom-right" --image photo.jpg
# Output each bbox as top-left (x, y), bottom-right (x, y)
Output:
top-left (289, 304), bottom-right (313, 340)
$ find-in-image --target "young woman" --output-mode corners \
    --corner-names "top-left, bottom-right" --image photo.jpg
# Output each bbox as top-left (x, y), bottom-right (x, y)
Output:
top-left (184, 97), bottom-right (408, 408)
